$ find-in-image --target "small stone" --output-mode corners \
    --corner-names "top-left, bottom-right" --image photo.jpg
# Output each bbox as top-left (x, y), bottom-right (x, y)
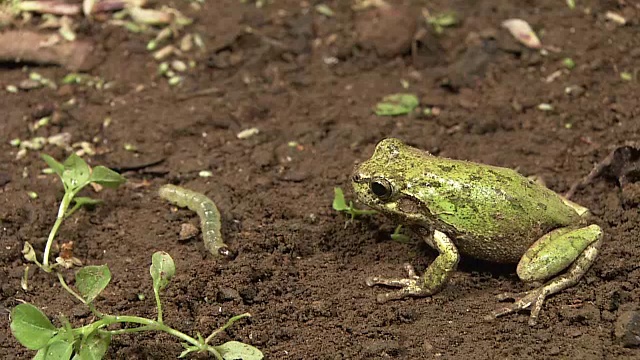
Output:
top-left (355, 5), bottom-right (417, 58)
top-left (565, 328), bottom-right (583, 338)
top-left (18, 79), bottom-right (43, 90)
top-left (565, 85), bottom-right (585, 97)
top-left (179, 223), bottom-right (199, 241)
top-left (216, 287), bottom-right (240, 302)
top-left (547, 346), bottom-right (561, 356)
top-left (277, 169), bottom-right (309, 182)
top-left (239, 286), bottom-right (257, 304)
top-left (362, 340), bottom-right (402, 357)
top-left (621, 183), bottom-right (640, 208)
top-left (614, 311), bottom-right (640, 347)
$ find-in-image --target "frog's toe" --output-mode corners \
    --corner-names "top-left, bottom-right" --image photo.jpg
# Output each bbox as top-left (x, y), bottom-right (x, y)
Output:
top-left (365, 276), bottom-right (417, 288)
top-left (375, 283), bottom-right (426, 303)
top-left (490, 288), bottom-right (548, 326)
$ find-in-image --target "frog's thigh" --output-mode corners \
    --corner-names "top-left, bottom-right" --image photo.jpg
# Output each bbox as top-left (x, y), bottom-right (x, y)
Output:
top-left (517, 224), bottom-right (603, 282)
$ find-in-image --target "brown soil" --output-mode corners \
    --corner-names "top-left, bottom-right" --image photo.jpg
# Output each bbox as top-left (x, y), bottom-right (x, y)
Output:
top-left (2, 0), bottom-right (640, 359)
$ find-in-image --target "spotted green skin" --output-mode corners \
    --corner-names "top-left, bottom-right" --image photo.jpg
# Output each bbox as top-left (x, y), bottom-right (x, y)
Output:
top-left (352, 138), bottom-right (590, 266)
top-left (352, 139), bottom-right (602, 286)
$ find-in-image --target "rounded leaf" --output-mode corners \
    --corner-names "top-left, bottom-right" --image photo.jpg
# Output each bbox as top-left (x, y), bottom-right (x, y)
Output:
top-left (41, 340), bottom-right (74, 360)
top-left (62, 154), bottom-right (91, 191)
top-left (150, 252), bottom-right (175, 292)
top-left (76, 265), bottom-right (112, 303)
top-left (41, 154), bottom-right (64, 178)
top-left (76, 331), bottom-right (111, 360)
top-left (10, 303), bottom-right (57, 350)
top-left (215, 341), bottom-right (263, 360)
top-left (90, 166), bottom-right (126, 188)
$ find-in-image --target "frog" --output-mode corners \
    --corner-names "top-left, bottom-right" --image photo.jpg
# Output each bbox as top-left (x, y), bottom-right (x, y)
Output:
top-left (351, 138), bottom-right (603, 325)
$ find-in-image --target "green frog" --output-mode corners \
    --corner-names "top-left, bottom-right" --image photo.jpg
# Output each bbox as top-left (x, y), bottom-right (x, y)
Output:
top-left (351, 138), bottom-right (603, 325)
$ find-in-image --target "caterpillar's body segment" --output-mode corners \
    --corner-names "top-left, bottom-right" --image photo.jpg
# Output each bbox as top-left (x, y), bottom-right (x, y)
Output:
top-left (158, 184), bottom-right (233, 258)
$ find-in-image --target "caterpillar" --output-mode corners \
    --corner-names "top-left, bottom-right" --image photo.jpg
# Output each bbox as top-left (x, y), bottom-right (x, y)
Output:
top-left (158, 184), bottom-right (234, 258)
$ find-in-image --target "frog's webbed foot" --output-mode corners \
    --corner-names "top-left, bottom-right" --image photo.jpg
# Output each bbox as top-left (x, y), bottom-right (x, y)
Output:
top-left (366, 263), bottom-right (428, 303)
top-left (487, 288), bottom-right (548, 326)
top-left (488, 234), bottom-right (602, 326)
top-left (366, 230), bottom-right (460, 303)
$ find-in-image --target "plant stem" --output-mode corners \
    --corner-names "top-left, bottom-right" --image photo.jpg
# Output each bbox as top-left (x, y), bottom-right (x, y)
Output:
top-left (97, 315), bottom-right (204, 348)
top-left (154, 286), bottom-right (163, 324)
top-left (56, 271), bottom-right (86, 304)
top-left (105, 325), bottom-right (156, 335)
top-left (205, 313), bottom-right (251, 344)
top-left (43, 192), bottom-right (74, 270)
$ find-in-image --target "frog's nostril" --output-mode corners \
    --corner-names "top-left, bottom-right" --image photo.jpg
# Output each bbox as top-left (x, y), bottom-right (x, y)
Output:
top-left (352, 174), bottom-right (361, 182)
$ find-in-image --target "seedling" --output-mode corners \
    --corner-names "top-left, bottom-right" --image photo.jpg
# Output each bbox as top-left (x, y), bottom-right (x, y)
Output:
top-left (11, 252), bottom-right (263, 360)
top-left (31, 153), bottom-right (126, 273)
top-left (562, 57), bottom-right (576, 70)
top-left (332, 187), bottom-right (377, 220)
top-left (390, 225), bottom-right (412, 243)
top-left (425, 11), bottom-right (459, 34)
top-left (374, 93), bottom-right (419, 116)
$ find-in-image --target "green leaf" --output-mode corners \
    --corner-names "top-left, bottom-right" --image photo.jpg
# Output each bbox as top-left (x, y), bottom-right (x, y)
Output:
top-left (75, 265), bottom-right (111, 303)
top-left (215, 341), bottom-right (264, 360)
top-left (22, 242), bottom-right (38, 263)
top-left (75, 331), bottom-right (111, 360)
top-left (390, 225), bottom-right (412, 243)
top-left (41, 154), bottom-right (64, 178)
top-left (332, 187), bottom-right (347, 211)
top-left (62, 154), bottom-right (91, 191)
top-left (40, 340), bottom-right (74, 360)
top-left (150, 252), bottom-right (175, 292)
top-left (10, 303), bottom-right (57, 350)
top-left (90, 166), bottom-right (126, 188)
top-left (374, 93), bottom-right (419, 116)
top-left (34, 348), bottom-right (47, 360)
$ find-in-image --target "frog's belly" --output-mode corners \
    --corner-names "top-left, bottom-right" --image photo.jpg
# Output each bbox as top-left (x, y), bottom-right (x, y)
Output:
top-left (452, 233), bottom-right (534, 264)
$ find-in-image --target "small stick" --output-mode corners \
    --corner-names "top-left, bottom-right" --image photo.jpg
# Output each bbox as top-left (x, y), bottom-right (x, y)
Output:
top-left (0, 31), bottom-right (103, 70)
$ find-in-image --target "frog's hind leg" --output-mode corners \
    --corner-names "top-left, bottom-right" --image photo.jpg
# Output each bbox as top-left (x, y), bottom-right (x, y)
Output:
top-left (366, 229), bottom-right (460, 303)
top-left (489, 224), bottom-right (603, 326)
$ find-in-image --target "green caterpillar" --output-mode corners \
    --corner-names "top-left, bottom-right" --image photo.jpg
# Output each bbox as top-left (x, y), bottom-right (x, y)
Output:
top-left (158, 184), bottom-right (233, 258)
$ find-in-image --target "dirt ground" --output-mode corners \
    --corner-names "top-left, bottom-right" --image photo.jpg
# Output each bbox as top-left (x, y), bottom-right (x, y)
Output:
top-left (2, 0), bottom-right (640, 359)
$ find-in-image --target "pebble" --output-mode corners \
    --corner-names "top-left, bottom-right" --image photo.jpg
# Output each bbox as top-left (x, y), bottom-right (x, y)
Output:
top-left (179, 223), bottom-right (199, 241)
top-left (216, 287), bottom-right (240, 302)
top-left (614, 310), bottom-right (640, 347)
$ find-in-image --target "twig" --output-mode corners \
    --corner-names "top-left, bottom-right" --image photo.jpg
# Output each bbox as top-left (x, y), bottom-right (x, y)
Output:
top-left (0, 31), bottom-right (103, 70)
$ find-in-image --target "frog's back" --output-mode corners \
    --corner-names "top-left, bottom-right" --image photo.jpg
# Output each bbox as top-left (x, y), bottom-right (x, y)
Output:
top-left (412, 156), bottom-right (580, 263)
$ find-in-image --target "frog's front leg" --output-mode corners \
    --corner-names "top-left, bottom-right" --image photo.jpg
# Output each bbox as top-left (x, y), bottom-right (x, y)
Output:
top-left (366, 229), bottom-right (460, 303)
top-left (490, 224), bottom-right (603, 325)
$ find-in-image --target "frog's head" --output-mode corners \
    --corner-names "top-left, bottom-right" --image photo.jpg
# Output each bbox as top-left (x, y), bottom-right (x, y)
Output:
top-left (351, 138), bottom-right (432, 223)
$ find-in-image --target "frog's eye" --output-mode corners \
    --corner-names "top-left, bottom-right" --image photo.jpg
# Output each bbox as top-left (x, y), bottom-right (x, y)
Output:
top-left (370, 179), bottom-right (392, 200)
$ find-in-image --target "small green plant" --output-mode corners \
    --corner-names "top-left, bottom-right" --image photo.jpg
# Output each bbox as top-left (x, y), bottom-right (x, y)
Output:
top-left (426, 11), bottom-right (459, 34)
top-left (332, 187), bottom-right (377, 220)
top-left (11, 251), bottom-right (263, 359)
top-left (562, 57), bottom-right (576, 70)
top-left (390, 225), bottom-right (412, 243)
top-left (374, 93), bottom-right (419, 116)
top-left (30, 153), bottom-right (126, 273)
